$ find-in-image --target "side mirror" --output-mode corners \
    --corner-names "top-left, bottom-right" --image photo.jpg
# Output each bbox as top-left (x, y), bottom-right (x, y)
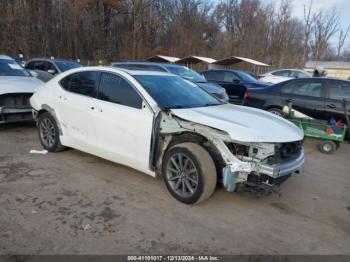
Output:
top-left (233, 79), bottom-right (240, 84)
top-left (47, 69), bottom-right (57, 75)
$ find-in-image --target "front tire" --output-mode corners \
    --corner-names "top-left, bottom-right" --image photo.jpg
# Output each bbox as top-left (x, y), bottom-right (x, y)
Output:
top-left (37, 112), bottom-right (65, 152)
top-left (162, 142), bottom-right (217, 204)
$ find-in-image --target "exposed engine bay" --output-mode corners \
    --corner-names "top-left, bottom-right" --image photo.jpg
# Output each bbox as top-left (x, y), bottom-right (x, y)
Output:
top-left (155, 111), bottom-right (304, 195)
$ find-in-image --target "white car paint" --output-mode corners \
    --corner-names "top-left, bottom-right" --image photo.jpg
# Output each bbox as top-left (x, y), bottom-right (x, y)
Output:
top-left (0, 76), bottom-right (42, 95)
top-left (171, 103), bottom-right (303, 143)
top-left (259, 69), bottom-right (311, 84)
top-left (30, 66), bottom-right (305, 198)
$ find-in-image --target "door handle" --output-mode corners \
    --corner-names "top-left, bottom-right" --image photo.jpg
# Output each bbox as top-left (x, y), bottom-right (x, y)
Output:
top-left (326, 104), bottom-right (336, 109)
top-left (91, 106), bottom-right (103, 112)
top-left (285, 98), bottom-right (293, 103)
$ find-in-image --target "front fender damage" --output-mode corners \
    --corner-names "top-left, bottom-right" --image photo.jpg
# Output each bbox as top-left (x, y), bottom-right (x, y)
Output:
top-left (156, 112), bottom-right (304, 194)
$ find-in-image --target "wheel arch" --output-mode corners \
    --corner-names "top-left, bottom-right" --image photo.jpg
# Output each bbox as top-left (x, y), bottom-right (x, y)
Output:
top-left (36, 104), bottom-right (63, 135)
top-left (156, 131), bottom-right (225, 179)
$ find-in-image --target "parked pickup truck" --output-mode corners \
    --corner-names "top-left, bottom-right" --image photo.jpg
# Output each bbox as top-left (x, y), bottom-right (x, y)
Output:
top-left (30, 67), bottom-right (305, 204)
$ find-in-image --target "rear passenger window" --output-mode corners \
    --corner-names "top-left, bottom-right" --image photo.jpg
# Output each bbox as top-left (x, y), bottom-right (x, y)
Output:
top-left (282, 80), bottom-right (322, 98)
top-left (34, 61), bottom-right (46, 71)
top-left (59, 75), bottom-right (72, 90)
top-left (98, 73), bottom-right (143, 109)
top-left (61, 71), bottom-right (99, 97)
top-left (26, 62), bottom-right (35, 70)
top-left (272, 70), bottom-right (290, 77)
top-left (204, 71), bottom-right (223, 81)
top-left (328, 81), bottom-right (350, 100)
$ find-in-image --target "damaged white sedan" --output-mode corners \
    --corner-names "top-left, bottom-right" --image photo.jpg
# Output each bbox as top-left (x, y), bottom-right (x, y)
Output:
top-left (30, 67), bottom-right (304, 204)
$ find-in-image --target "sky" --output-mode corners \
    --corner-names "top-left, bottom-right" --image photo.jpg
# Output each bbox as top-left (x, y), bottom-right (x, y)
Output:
top-left (268, 0), bottom-right (350, 47)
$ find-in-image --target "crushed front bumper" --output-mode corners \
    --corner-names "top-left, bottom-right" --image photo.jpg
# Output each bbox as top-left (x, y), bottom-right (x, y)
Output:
top-left (223, 149), bottom-right (305, 193)
top-left (257, 149), bottom-right (305, 178)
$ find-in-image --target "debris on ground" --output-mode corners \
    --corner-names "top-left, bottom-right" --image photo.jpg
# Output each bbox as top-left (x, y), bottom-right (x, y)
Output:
top-left (29, 149), bottom-right (48, 154)
top-left (82, 224), bottom-right (92, 231)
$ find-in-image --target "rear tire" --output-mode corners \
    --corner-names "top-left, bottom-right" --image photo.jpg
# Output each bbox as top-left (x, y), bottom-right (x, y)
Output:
top-left (37, 112), bottom-right (65, 152)
top-left (162, 142), bottom-right (217, 204)
top-left (318, 141), bottom-right (336, 154)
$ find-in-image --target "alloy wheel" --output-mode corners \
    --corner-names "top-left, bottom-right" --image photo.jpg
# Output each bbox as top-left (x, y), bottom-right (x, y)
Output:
top-left (166, 153), bottom-right (199, 198)
top-left (39, 118), bottom-right (56, 148)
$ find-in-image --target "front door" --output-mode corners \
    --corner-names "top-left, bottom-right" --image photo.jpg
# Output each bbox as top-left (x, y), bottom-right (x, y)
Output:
top-left (279, 79), bottom-right (325, 119)
top-left (324, 79), bottom-right (350, 122)
top-left (91, 72), bottom-right (154, 173)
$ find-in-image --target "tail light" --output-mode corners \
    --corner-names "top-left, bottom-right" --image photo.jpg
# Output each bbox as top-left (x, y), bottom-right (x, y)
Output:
top-left (244, 92), bottom-right (251, 99)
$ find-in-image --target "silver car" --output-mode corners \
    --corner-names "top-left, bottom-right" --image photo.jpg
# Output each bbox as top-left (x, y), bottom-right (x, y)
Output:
top-left (0, 55), bottom-right (43, 123)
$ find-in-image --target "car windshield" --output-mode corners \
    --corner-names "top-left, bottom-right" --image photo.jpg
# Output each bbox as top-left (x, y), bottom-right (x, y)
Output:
top-left (0, 59), bottom-right (31, 77)
top-left (134, 75), bottom-right (221, 109)
top-left (55, 61), bottom-right (82, 72)
top-left (235, 71), bottom-right (257, 82)
top-left (164, 65), bottom-right (206, 83)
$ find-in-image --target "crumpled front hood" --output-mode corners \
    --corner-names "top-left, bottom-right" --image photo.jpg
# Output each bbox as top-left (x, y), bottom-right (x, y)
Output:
top-left (171, 104), bottom-right (304, 143)
top-left (0, 76), bottom-right (43, 95)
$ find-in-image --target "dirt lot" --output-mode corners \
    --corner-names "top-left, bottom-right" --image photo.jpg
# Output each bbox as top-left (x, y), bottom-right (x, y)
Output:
top-left (0, 123), bottom-right (349, 255)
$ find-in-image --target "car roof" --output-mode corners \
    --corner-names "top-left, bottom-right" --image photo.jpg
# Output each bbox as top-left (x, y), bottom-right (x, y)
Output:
top-left (111, 61), bottom-right (185, 68)
top-left (202, 69), bottom-right (246, 73)
top-left (280, 77), bottom-right (350, 83)
top-left (27, 58), bottom-right (79, 63)
top-left (271, 69), bottom-right (305, 72)
top-left (0, 55), bottom-right (14, 60)
top-left (58, 66), bottom-right (174, 77)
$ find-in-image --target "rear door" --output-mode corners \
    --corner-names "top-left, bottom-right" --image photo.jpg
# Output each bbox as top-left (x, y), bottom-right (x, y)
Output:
top-left (324, 79), bottom-right (350, 122)
top-left (56, 71), bottom-right (100, 150)
top-left (280, 79), bottom-right (325, 119)
top-left (92, 72), bottom-right (154, 173)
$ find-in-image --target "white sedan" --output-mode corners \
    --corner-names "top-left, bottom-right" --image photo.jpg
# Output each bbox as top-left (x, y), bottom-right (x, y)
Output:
top-left (258, 69), bottom-right (311, 84)
top-left (30, 67), bottom-right (304, 204)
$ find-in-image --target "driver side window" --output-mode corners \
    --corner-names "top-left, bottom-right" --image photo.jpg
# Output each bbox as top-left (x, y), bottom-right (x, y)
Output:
top-left (224, 72), bottom-right (239, 82)
top-left (46, 62), bottom-right (58, 74)
top-left (98, 73), bottom-right (143, 109)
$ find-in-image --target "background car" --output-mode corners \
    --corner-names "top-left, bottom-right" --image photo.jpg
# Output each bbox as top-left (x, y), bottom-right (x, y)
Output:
top-left (201, 69), bottom-right (269, 104)
top-left (243, 77), bottom-right (350, 122)
top-left (111, 61), bottom-right (229, 102)
top-left (25, 58), bottom-right (82, 82)
top-left (0, 55), bottom-right (43, 123)
top-left (258, 69), bottom-right (311, 84)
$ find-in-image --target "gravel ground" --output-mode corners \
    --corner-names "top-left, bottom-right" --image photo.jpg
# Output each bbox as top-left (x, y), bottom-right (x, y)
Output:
top-left (0, 123), bottom-right (349, 255)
